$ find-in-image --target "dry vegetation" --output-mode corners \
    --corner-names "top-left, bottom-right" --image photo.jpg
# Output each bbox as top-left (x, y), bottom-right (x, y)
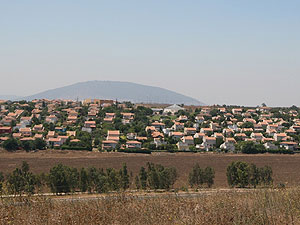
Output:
top-left (1, 188), bottom-right (300, 224)
top-left (1, 150), bottom-right (300, 188)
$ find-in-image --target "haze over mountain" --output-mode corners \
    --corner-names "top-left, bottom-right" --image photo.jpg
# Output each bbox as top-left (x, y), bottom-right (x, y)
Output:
top-left (0, 95), bottom-right (22, 101)
top-left (23, 81), bottom-right (204, 105)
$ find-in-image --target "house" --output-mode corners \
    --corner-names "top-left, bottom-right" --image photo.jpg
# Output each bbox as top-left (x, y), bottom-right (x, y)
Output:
top-left (176, 141), bottom-right (189, 151)
top-left (169, 132), bottom-right (184, 139)
top-left (274, 133), bottom-right (287, 142)
top-left (19, 127), bottom-right (32, 137)
top-left (105, 113), bottom-right (115, 118)
top-left (184, 127), bottom-right (197, 136)
top-left (67, 116), bottom-right (77, 124)
top-left (127, 133), bottom-right (137, 140)
top-left (178, 115), bottom-right (188, 122)
top-left (33, 124), bottom-right (44, 133)
top-left (200, 128), bottom-right (213, 135)
top-left (102, 140), bottom-right (118, 150)
top-left (234, 133), bottom-right (247, 141)
top-left (194, 132), bottom-right (205, 140)
top-left (47, 131), bottom-right (56, 138)
top-left (103, 117), bottom-right (114, 123)
top-left (195, 116), bottom-right (205, 123)
top-left (152, 131), bottom-right (164, 138)
top-left (214, 133), bottom-right (224, 140)
top-left (67, 131), bottom-right (76, 137)
top-left (173, 122), bottom-right (184, 131)
top-left (57, 136), bottom-right (68, 144)
top-left (126, 141), bottom-right (142, 149)
top-left (181, 136), bottom-right (194, 146)
top-left (121, 113), bottom-right (134, 120)
top-left (45, 115), bottom-right (58, 124)
top-left (232, 108), bottom-right (243, 115)
top-left (47, 138), bottom-right (63, 147)
top-left (202, 136), bottom-right (216, 151)
top-left (153, 138), bottom-right (167, 147)
top-left (34, 133), bottom-right (44, 139)
top-left (264, 142), bottom-right (278, 150)
top-left (220, 141), bottom-right (235, 152)
top-left (210, 123), bottom-right (220, 131)
top-left (250, 133), bottom-right (264, 141)
top-left (163, 104), bottom-right (185, 115)
top-left (13, 133), bottom-right (22, 139)
top-left (20, 116), bottom-right (32, 126)
top-left (280, 142), bottom-right (298, 150)
top-left (55, 127), bottom-right (66, 133)
top-left (0, 126), bottom-right (12, 134)
top-left (151, 122), bottom-right (165, 131)
top-left (84, 121), bottom-right (96, 129)
top-left (107, 130), bottom-right (120, 141)
top-left (88, 111), bottom-right (97, 119)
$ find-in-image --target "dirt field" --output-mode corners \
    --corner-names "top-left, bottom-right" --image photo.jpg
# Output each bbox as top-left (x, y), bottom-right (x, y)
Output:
top-left (0, 149), bottom-right (300, 188)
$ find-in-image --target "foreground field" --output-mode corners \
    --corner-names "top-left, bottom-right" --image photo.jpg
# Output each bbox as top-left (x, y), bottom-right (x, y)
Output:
top-left (1, 188), bottom-right (300, 224)
top-left (1, 149), bottom-right (300, 187)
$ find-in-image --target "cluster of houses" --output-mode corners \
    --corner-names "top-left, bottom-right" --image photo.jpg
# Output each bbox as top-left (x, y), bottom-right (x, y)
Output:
top-left (0, 99), bottom-right (299, 152)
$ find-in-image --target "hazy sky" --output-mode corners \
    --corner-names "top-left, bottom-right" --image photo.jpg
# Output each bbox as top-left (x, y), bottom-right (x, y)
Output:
top-left (0, 1), bottom-right (299, 106)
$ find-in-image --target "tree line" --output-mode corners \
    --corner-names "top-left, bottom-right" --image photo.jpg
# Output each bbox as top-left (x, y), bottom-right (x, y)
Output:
top-left (0, 161), bottom-right (274, 196)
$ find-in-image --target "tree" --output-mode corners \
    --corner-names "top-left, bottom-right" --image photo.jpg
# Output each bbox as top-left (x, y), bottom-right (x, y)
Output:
top-left (189, 164), bottom-right (215, 188)
top-left (0, 172), bottom-right (4, 195)
top-left (95, 170), bottom-right (109, 193)
top-left (119, 164), bottom-right (130, 190)
top-left (3, 138), bottom-right (19, 151)
top-left (21, 140), bottom-right (34, 151)
top-left (34, 138), bottom-right (46, 150)
top-left (248, 164), bottom-right (259, 188)
top-left (226, 161), bottom-right (250, 188)
top-left (106, 168), bottom-right (121, 191)
top-left (259, 166), bottom-right (273, 186)
top-left (79, 168), bottom-right (88, 192)
top-left (6, 161), bottom-right (36, 195)
top-left (237, 142), bottom-right (266, 154)
top-left (227, 161), bottom-right (273, 188)
top-left (48, 164), bottom-right (78, 194)
top-left (203, 167), bottom-right (215, 188)
top-left (139, 167), bottom-right (147, 190)
top-left (189, 163), bottom-right (204, 188)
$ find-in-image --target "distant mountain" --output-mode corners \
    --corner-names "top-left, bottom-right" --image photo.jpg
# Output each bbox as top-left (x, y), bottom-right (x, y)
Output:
top-left (23, 81), bottom-right (204, 105)
top-left (0, 95), bottom-right (22, 101)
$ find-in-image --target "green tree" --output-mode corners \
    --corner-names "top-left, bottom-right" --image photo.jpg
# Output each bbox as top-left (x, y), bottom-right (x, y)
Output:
top-left (3, 138), bottom-right (19, 151)
top-left (6, 161), bottom-right (36, 195)
top-left (139, 167), bottom-right (147, 190)
top-left (203, 167), bottom-right (215, 188)
top-left (226, 161), bottom-right (250, 188)
top-left (0, 172), bottom-right (4, 195)
top-left (79, 168), bottom-right (88, 192)
top-left (106, 168), bottom-right (121, 191)
top-left (259, 166), bottom-right (273, 186)
top-left (34, 138), bottom-right (47, 150)
top-left (189, 163), bottom-right (204, 188)
top-left (119, 163), bottom-right (130, 190)
top-left (48, 164), bottom-right (78, 194)
top-left (248, 164), bottom-right (259, 188)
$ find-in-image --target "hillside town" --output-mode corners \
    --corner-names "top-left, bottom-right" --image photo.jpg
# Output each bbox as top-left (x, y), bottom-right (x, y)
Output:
top-left (0, 99), bottom-right (299, 153)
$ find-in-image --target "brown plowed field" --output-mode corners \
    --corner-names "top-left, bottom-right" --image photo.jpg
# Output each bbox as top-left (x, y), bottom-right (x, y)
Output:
top-left (0, 149), bottom-right (299, 188)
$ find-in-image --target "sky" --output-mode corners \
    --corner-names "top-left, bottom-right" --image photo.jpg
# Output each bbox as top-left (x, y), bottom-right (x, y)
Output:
top-left (0, 0), bottom-right (299, 107)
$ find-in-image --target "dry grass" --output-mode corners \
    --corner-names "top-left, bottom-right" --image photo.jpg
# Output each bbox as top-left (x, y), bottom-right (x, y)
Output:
top-left (1, 150), bottom-right (300, 188)
top-left (1, 188), bottom-right (300, 224)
